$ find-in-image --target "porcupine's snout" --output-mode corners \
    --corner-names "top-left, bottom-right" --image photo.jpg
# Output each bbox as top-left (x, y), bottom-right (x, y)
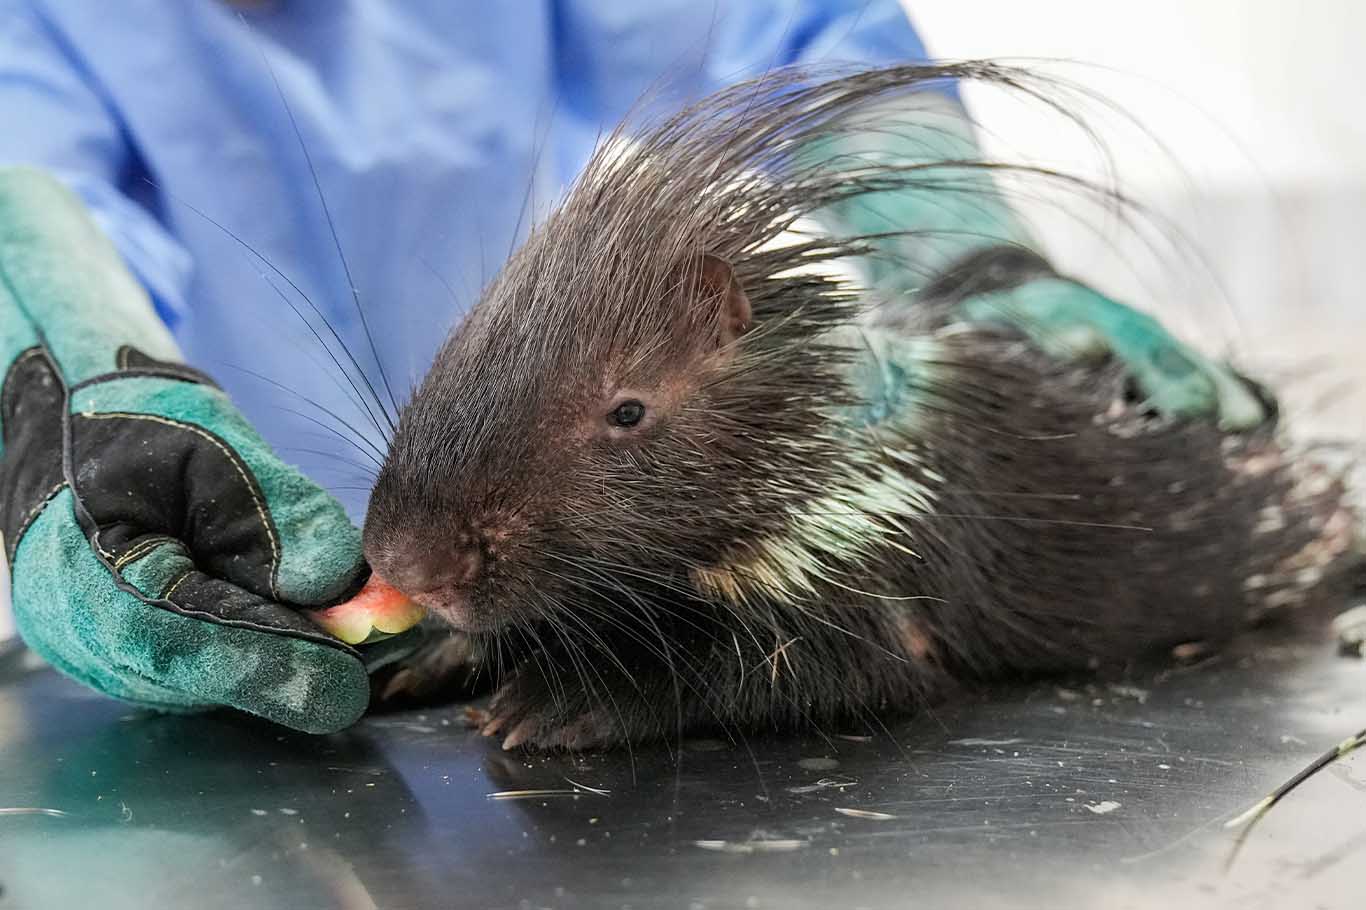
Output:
top-left (364, 520), bottom-right (502, 631)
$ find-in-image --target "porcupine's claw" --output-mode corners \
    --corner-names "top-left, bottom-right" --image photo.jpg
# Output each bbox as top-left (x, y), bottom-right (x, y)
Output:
top-left (478, 670), bottom-right (622, 752)
top-left (367, 628), bottom-right (488, 711)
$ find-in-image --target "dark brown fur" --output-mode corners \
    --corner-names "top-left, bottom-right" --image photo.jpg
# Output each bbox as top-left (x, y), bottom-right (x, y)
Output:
top-left (362, 63), bottom-right (1359, 750)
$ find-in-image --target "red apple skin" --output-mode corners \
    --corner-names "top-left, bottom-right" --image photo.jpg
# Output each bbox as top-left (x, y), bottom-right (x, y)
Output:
top-left (308, 574), bottom-right (426, 645)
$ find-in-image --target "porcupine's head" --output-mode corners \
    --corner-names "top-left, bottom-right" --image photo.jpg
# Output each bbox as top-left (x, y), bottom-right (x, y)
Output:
top-left (363, 63), bottom-right (1023, 634)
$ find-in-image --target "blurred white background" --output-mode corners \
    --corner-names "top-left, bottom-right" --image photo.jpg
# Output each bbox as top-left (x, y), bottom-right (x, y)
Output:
top-left (907, 0), bottom-right (1364, 189)
top-left (905, 0), bottom-right (1365, 437)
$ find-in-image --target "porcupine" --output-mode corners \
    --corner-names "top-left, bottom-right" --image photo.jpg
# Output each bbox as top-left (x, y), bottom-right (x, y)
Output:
top-left (360, 62), bottom-right (1360, 751)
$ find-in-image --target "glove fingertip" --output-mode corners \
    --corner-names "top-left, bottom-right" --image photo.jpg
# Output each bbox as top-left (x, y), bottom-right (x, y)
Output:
top-left (263, 471), bottom-right (368, 606)
top-left (220, 636), bottom-right (371, 735)
top-left (278, 652), bottom-right (371, 735)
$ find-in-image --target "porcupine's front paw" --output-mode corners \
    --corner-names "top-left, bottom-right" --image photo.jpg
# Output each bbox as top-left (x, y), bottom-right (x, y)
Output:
top-left (470, 669), bottom-right (628, 751)
top-left (368, 628), bottom-right (489, 711)
top-left (957, 277), bottom-right (1269, 430)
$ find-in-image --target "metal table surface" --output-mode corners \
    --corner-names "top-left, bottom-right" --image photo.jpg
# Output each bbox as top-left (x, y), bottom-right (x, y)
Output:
top-left (1, 618), bottom-right (1362, 910)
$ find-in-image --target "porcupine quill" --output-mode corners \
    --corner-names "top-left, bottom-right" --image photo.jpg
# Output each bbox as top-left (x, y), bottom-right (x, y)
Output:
top-left (1223, 725), bottom-right (1366, 869)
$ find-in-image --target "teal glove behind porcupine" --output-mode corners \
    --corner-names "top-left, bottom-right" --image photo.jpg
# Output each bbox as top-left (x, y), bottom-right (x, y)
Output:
top-left (0, 167), bottom-right (373, 734)
top-left (806, 90), bottom-right (1267, 430)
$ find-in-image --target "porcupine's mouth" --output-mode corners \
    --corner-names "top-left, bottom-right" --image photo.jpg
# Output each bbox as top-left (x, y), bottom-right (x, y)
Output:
top-left (410, 586), bottom-right (508, 634)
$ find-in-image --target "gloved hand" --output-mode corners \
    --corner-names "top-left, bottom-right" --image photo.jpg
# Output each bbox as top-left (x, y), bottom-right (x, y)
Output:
top-left (804, 88), bottom-right (1269, 431)
top-left (0, 167), bottom-right (373, 734)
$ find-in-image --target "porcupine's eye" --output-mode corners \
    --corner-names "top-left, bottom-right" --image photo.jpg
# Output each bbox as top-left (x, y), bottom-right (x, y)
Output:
top-left (609, 400), bottom-right (646, 428)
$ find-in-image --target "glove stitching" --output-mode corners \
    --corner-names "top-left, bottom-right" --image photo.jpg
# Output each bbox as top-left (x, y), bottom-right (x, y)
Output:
top-left (112, 538), bottom-right (162, 568)
top-left (10, 480), bottom-right (69, 560)
top-left (162, 569), bottom-right (194, 600)
top-left (77, 411), bottom-right (281, 599)
top-left (112, 535), bottom-right (177, 569)
top-left (116, 537), bottom-right (174, 567)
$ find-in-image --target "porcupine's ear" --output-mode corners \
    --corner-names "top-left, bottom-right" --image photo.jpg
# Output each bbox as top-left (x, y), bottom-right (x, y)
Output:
top-left (696, 254), bottom-right (752, 350)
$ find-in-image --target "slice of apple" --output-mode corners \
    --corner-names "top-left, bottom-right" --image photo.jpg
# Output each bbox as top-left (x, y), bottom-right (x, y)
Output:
top-left (308, 574), bottom-right (426, 645)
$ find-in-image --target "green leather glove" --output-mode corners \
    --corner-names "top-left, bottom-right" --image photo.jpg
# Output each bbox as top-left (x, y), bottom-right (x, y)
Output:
top-left (0, 167), bottom-right (372, 734)
top-left (804, 89), bottom-right (1267, 430)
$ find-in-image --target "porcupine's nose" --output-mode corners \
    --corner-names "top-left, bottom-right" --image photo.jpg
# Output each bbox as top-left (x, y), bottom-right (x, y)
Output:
top-left (392, 544), bottom-right (482, 597)
top-left (446, 545), bottom-right (483, 588)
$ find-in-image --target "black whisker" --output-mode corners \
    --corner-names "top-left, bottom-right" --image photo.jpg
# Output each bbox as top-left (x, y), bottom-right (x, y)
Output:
top-left (239, 11), bottom-right (402, 428)
top-left (145, 178), bottom-right (393, 441)
top-left (218, 363), bottom-right (388, 462)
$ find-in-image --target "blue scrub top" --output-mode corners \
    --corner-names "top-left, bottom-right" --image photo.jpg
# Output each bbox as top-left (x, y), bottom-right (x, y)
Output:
top-left (0, 0), bottom-right (932, 516)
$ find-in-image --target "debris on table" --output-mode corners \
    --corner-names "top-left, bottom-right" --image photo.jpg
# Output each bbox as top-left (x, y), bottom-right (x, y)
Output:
top-left (834, 807), bottom-right (898, 820)
top-left (0, 807), bottom-right (70, 818)
top-left (788, 776), bottom-right (859, 794)
top-left (694, 837), bottom-right (808, 854)
top-left (1331, 604), bottom-right (1366, 657)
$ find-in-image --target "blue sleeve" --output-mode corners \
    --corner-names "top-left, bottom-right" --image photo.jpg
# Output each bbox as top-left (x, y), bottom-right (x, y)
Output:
top-left (706, 0), bottom-right (934, 79)
top-left (0, 1), bottom-right (192, 329)
top-left (549, 0), bottom-right (945, 184)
